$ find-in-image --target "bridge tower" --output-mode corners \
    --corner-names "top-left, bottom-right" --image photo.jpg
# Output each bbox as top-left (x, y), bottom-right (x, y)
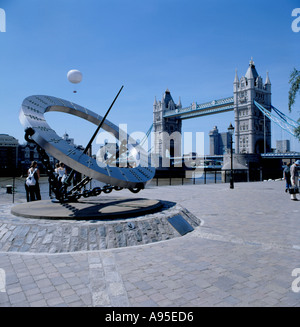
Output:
top-left (153, 89), bottom-right (182, 159)
top-left (233, 58), bottom-right (272, 154)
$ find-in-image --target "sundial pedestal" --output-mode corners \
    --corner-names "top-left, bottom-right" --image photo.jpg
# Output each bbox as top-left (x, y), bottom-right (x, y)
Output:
top-left (11, 197), bottom-right (163, 220)
top-left (10, 197), bottom-right (202, 251)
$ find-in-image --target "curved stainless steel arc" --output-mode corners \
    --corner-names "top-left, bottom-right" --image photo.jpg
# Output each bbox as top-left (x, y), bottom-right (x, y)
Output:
top-left (19, 95), bottom-right (155, 188)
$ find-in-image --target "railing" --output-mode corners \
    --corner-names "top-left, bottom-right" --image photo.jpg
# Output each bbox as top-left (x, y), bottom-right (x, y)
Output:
top-left (0, 176), bottom-right (50, 204)
top-left (149, 167), bottom-right (267, 187)
top-left (1, 168), bottom-right (280, 204)
top-left (149, 169), bottom-right (223, 187)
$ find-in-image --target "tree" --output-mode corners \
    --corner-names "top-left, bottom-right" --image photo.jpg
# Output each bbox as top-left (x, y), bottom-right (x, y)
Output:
top-left (288, 68), bottom-right (300, 140)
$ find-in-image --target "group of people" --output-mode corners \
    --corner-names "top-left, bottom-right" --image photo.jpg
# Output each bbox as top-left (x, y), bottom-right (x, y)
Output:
top-left (283, 160), bottom-right (300, 201)
top-left (25, 161), bottom-right (68, 202)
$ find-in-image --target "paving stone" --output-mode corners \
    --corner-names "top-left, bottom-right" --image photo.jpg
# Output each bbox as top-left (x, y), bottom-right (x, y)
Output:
top-left (1, 180), bottom-right (300, 307)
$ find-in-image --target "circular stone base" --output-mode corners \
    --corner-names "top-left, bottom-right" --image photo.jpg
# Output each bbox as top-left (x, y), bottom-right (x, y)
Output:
top-left (11, 197), bottom-right (163, 220)
top-left (6, 197), bottom-right (201, 252)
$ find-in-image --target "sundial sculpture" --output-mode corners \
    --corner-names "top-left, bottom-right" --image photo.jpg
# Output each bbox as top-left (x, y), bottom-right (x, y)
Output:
top-left (19, 86), bottom-right (156, 202)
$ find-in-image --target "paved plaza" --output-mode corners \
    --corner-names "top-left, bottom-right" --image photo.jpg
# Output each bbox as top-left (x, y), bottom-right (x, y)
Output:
top-left (0, 179), bottom-right (300, 307)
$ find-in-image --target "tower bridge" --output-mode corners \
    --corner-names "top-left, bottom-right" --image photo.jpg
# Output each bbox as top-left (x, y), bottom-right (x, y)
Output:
top-left (153, 58), bottom-right (299, 159)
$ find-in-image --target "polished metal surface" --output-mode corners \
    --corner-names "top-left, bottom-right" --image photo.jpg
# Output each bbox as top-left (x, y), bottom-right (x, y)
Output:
top-left (19, 95), bottom-right (155, 188)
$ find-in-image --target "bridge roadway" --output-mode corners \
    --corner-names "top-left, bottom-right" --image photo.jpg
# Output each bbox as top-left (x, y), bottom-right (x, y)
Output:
top-left (163, 96), bottom-right (234, 120)
top-left (173, 152), bottom-right (300, 165)
top-left (0, 178), bottom-right (300, 307)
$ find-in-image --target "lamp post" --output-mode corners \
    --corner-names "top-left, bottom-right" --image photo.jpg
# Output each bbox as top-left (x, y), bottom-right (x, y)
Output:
top-left (228, 123), bottom-right (234, 189)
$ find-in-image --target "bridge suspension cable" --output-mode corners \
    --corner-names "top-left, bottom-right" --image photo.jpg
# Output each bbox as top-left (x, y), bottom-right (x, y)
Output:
top-left (254, 100), bottom-right (300, 137)
top-left (139, 123), bottom-right (153, 147)
top-left (271, 105), bottom-right (299, 127)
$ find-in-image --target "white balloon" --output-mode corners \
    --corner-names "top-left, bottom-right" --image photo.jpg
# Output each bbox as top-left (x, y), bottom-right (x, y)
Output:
top-left (67, 70), bottom-right (82, 84)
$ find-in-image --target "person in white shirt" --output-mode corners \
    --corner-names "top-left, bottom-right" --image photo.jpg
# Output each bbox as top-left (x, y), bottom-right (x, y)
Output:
top-left (290, 160), bottom-right (300, 201)
top-left (57, 162), bottom-right (67, 184)
top-left (25, 161), bottom-right (41, 201)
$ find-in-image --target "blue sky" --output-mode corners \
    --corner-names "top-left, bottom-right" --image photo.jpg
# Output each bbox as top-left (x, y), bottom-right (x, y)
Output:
top-left (0, 0), bottom-right (300, 154)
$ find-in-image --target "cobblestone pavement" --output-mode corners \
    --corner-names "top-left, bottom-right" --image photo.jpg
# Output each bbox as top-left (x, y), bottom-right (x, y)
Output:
top-left (0, 180), bottom-right (300, 307)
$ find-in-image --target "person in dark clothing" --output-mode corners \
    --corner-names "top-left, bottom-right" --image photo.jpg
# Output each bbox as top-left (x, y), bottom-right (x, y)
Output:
top-left (73, 170), bottom-right (82, 187)
top-left (283, 162), bottom-right (292, 193)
